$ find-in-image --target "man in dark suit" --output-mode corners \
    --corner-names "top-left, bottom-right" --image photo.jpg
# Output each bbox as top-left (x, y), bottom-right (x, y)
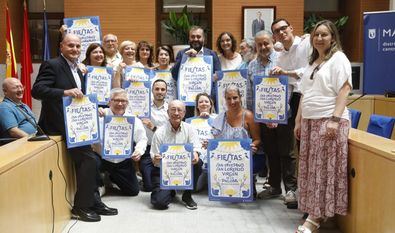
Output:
top-left (252, 11), bottom-right (265, 36)
top-left (32, 34), bottom-right (117, 222)
top-left (171, 26), bottom-right (221, 118)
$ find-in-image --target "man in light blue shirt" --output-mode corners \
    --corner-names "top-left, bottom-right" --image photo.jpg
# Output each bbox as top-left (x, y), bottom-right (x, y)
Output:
top-left (0, 78), bottom-right (37, 138)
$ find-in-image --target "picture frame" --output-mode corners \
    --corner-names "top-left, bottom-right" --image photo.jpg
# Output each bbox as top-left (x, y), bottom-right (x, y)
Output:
top-left (242, 6), bottom-right (276, 39)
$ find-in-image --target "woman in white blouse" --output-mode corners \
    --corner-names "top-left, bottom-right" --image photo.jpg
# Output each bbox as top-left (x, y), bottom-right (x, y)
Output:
top-left (294, 20), bottom-right (352, 233)
top-left (113, 40), bottom-right (141, 88)
top-left (216, 32), bottom-right (242, 70)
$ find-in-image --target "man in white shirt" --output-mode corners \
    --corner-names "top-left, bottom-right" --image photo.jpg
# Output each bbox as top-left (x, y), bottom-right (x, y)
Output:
top-left (265, 18), bottom-right (311, 208)
top-left (139, 79), bottom-right (169, 192)
top-left (93, 88), bottom-right (147, 196)
top-left (103, 34), bottom-right (122, 67)
top-left (150, 100), bottom-right (202, 210)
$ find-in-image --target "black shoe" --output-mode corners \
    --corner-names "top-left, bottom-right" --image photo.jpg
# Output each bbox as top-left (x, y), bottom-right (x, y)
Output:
top-left (286, 201), bottom-right (298, 209)
top-left (91, 202), bottom-right (118, 215)
top-left (181, 193), bottom-right (197, 210)
top-left (71, 207), bottom-right (101, 222)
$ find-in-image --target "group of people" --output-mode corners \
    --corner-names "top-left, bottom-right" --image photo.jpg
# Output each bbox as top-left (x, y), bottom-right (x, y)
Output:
top-left (0, 17), bottom-right (352, 233)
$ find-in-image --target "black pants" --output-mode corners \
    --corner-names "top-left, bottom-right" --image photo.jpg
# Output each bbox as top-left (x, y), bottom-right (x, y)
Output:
top-left (68, 146), bottom-right (102, 208)
top-left (261, 123), bottom-right (297, 192)
top-left (101, 158), bottom-right (139, 196)
top-left (139, 145), bottom-right (155, 191)
top-left (151, 159), bottom-right (202, 209)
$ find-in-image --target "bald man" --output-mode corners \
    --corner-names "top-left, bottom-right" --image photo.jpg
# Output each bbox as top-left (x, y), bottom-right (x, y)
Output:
top-left (32, 34), bottom-right (117, 222)
top-left (0, 78), bottom-right (37, 138)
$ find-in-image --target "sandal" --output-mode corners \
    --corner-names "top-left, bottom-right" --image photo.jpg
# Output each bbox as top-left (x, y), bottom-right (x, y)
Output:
top-left (295, 218), bottom-right (320, 233)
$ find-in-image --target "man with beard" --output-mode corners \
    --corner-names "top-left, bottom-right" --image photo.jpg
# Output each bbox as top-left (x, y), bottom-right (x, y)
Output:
top-left (171, 26), bottom-right (221, 118)
top-left (238, 38), bottom-right (256, 69)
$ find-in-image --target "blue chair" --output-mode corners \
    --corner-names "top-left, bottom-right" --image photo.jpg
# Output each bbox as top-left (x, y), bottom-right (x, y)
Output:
top-left (367, 114), bottom-right (395, 139)
top-left (348, 108), bottom-right (361, 129)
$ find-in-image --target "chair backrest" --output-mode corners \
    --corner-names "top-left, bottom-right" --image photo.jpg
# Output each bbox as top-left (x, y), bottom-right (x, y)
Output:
top-left (367, 114), bottom-right (395, 139)
top-left (348, 108), bottom-right (362, 129)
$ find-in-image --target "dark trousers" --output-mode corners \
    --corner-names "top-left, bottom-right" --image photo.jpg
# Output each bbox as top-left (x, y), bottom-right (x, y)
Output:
top-left (68, 146), bottom-right (102, 208)
top-left (101, 158), bottom-right (139, 196)
top-left (261, 123), bottom-right (297, 192)
top-left (139, 145), bottom-right (155, 191)
top-left (151, 159), bottom-right (202, 209)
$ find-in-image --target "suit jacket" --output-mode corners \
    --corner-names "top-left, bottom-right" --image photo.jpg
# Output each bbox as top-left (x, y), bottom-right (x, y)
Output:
top-left (252, 19), bottom-right (265, 36)
top-left (171, 47), bottom-right (221, 81)
top-left (32, 56), bottom-right (85, 136)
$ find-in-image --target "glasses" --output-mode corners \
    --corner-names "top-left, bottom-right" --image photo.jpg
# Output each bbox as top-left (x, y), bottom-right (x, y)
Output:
top-left (273, 25), bottom-right (289, 34)
top-left (111, 99), bottom-right (128, 104)
top-left (310, 64), bottom-right (322, 80)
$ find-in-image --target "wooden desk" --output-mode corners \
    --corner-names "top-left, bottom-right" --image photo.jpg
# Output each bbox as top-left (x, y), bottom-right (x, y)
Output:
top-left (0, 137), bottom-right (75, 233)
top-left (337, 128), bottom-right (395, 233)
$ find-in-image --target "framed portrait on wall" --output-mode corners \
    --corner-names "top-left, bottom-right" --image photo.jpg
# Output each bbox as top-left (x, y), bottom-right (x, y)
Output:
top-left (242, 6), bottom-right (276, 39)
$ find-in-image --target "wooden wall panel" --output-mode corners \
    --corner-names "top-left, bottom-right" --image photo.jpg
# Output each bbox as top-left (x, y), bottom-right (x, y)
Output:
top-left (212, 0), bottom-right (304, 50)
top-left (64, 0), bottom-right (156, 46)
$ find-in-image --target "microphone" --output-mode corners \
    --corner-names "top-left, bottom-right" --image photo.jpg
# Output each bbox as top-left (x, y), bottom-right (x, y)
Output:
top-left (28, 123), bottom-right (50, 141)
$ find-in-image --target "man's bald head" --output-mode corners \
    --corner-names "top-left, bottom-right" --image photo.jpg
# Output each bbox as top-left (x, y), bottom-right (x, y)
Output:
top-left (60, 34), bottom-right (81, 62)
top-left (2, 78), bottom-right (24, 103)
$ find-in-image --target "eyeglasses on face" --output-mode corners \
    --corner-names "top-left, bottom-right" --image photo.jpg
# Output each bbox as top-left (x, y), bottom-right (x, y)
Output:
top-left (111, 99), bottom-right (128, 104)
top-left (273, 25), bottom-right (289, 34)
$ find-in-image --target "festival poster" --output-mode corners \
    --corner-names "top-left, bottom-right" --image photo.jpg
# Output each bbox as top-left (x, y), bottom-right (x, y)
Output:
top-left (124, 66), bottom-right (154, 82)
top-left (85, 66), bottom-right (113, 105)
top-left (216, 69), bottom-right (248, 114)
top-left (63, 16), bottom-right (102, 62)
top-left (178, 55), bottom-right (213, 106)
top-left (102, 116), bottom-right (134, 159)
top-left (253, 75), bottom-right (288, 124)
top-left (185, 116), bottom-right (215, 167)
top-left (151, 70), bottom-right (177, 102)
top-left (207, 139), bottom-right (253, 202)
top-left (160, 144), bottom-right (193, 190)
top-left (63, 94), bottom-right (100, 148)
top-left (123, 81), bottom-right (151, 118)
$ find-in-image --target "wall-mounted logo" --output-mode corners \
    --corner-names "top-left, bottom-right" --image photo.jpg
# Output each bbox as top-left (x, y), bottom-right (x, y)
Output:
top-left (368, 29), bottom-right (376, 39)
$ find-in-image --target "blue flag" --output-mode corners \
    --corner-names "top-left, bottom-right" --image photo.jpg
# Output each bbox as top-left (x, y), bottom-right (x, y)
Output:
top-left (43, 9), bottom-right (51, 61)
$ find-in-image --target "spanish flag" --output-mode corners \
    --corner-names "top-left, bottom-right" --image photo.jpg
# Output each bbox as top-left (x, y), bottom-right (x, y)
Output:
top-left (6, 3), bottom-right (17, 78)
top-left (21, 0), bottom-right (33, 107)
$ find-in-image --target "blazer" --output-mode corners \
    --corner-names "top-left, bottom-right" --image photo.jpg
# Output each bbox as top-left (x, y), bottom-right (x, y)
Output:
top-left (171, 47), bottom-right (221, 81)
top-left (32, 56), bottom-right (85, 136)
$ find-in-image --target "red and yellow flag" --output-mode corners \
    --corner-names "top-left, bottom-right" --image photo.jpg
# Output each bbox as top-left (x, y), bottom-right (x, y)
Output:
top-left (21, 0), bottom-right (33, 107)
top-left (6, 3), bottom-right (17, 78)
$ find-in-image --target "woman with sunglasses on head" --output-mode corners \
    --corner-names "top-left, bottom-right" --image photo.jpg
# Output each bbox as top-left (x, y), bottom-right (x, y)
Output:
top-left (294, 20), bottom-right (352, 233)
top-left (154, 45), bottom-right (174, 71)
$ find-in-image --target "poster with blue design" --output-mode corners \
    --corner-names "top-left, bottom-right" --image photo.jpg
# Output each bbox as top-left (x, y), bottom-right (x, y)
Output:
top-left (63, 16), bottom-right (102, 62)
top-left (152, 70), bottom-right (177, 102)
top-left (85, 66), bottom-right (113, 105)
top-left (178, 55), bottom-right (213, 106)
top-left (208, 139), bottom-right (253, 202)
top-left (102, 116), bottom-right (134, 159)
top-left (185, 116), bottom-right (215, 168)
top-left (253, 75), bottom-right (288, 124)
top-left (216, 69), bottom-right (248, 113)
top-left (160, 144), bottom-right (193, 190)
top-left (124, 66), bottom-right (154, 82)
top-left (363, 11), bottom-right (395, 94)
top-left (123, 81), bottom-right (151, 118)
top-left (63, 94), bottom-right (100, 148)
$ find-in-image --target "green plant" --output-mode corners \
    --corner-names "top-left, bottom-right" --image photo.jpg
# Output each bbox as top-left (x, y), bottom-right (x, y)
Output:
top-left (304, 14), bottom-right (349, 34)
top-left (162, 5), bottom-right (199, 44)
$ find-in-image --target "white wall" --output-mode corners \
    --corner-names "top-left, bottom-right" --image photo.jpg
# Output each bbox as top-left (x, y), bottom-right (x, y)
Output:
top-left (391, 0), bottom-right (395, 10)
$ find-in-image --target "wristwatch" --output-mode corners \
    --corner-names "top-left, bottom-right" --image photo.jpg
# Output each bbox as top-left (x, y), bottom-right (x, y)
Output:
top-left (330, 116), bottom-right (341, 122)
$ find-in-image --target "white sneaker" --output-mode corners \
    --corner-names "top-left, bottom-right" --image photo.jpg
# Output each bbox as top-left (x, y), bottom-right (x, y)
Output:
top-left (284, 190), bottom-right (297, 203)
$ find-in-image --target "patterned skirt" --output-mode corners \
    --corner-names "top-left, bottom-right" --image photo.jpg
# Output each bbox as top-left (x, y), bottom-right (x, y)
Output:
top-left (298, 118), bottom-right (349, 219)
